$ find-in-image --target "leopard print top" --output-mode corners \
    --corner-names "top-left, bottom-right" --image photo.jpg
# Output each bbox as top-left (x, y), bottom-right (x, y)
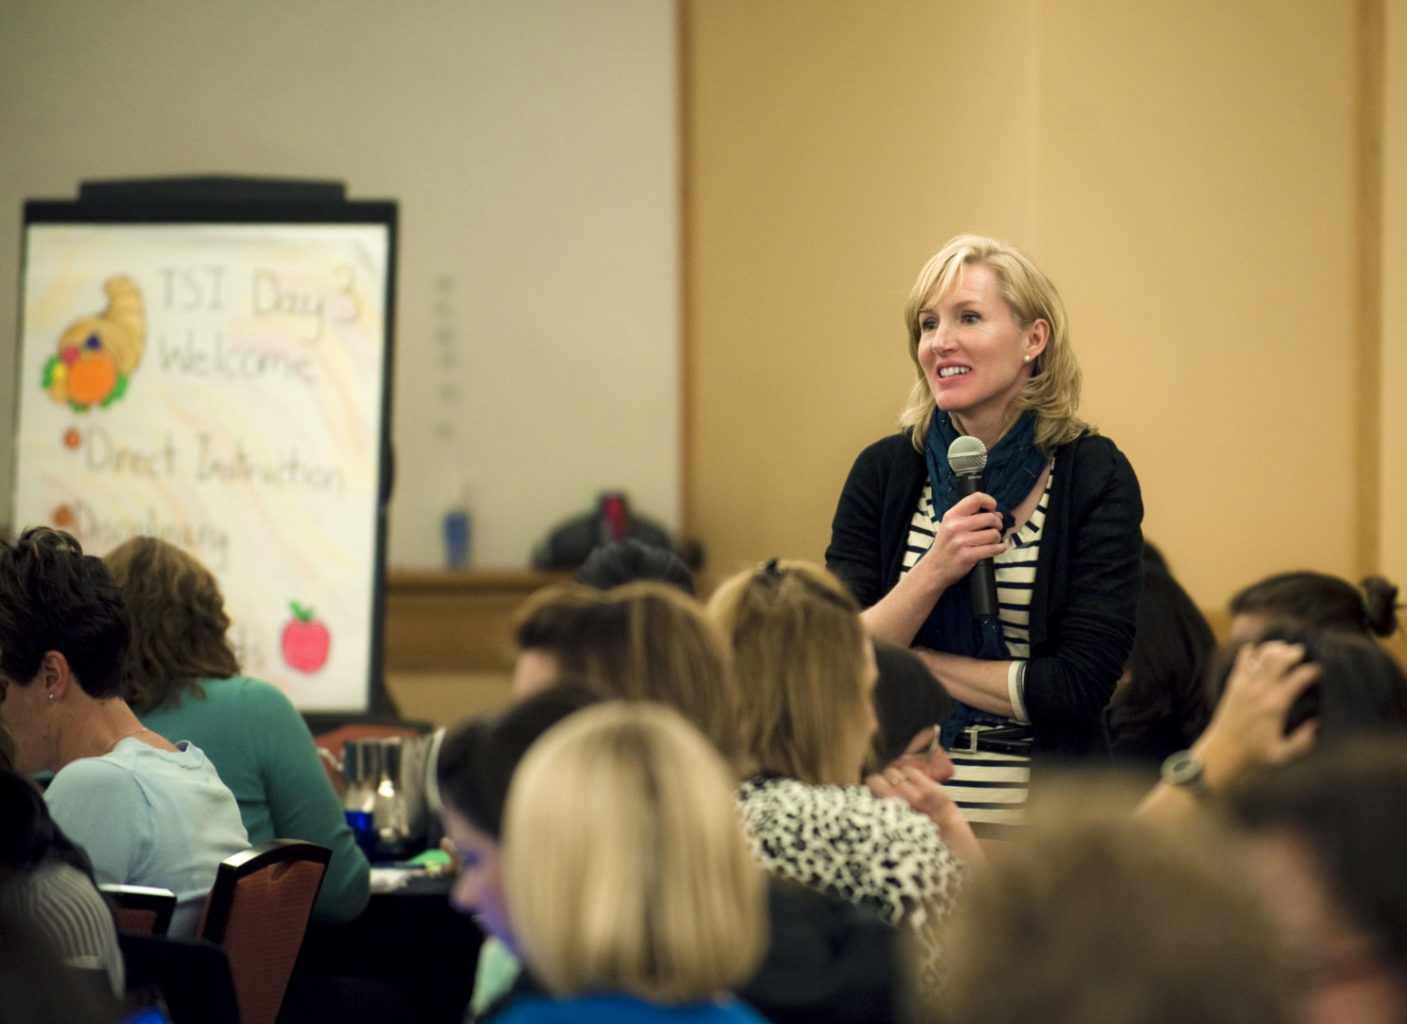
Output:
top-left (737, 775), bottom-right (966, 998)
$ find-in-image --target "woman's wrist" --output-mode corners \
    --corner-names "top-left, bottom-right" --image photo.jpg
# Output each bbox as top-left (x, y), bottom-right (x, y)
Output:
top-left (901, 550), bottom-right (956, 598)
top-left (1188, 730), bottom-right (1245, 795)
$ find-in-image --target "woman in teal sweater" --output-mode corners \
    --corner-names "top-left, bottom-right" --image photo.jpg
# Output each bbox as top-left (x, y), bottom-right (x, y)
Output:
top-left (104, 536), bottom-right (370, 923)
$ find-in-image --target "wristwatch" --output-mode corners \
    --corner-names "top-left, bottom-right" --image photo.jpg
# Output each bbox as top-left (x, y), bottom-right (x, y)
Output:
top-left (1160, 749), bottom-right (1208, 797)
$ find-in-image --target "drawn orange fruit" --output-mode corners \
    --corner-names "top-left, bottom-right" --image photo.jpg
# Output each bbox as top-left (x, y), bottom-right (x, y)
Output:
top-left (66, 350), bottom-right (118, 406)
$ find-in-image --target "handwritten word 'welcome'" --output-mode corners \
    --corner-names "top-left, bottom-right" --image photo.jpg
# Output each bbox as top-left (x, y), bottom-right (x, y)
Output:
top-left (156, 330), bottom-right (315, 385)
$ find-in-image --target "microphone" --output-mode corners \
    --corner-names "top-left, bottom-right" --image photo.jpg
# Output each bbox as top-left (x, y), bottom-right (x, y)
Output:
top-left (947, 436), bottom-right (998, 619)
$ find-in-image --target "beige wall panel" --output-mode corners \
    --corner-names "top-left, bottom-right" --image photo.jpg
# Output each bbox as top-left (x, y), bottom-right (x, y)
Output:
top-left (1382, 0), bottom-right (1407, 591)
top-left (1035, 0), bottom-right (1359, 608)
top-left (684, 0), bottom-right (1038, 585)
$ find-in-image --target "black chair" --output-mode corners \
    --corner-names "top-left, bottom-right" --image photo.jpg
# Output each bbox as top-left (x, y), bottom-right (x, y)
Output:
top-left (100, 883), bottom-right (177, 936)
top-left (199, 839), bottom-right (331, 1024)
top-left (119, 932), bottom-right (240, 1024)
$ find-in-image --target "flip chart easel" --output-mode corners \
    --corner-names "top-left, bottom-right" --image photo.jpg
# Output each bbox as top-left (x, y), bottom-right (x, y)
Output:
top-left (10, 177), bottom-right (397, 713)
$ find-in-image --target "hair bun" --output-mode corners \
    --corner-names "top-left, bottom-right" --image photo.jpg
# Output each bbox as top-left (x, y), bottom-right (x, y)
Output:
top-left (1359, 576), bottom-right (1400, 637)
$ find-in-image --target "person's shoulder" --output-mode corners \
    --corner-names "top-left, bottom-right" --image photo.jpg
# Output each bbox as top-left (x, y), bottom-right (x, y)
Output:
top-left (493, 994), bottom-right (630, 1023)
top-left (45, 752), bottom-right (141, 808)
top-left (842, 784), bottom-right (945, 840)
top-left (50, 751), bottom-right (129, 784)
top-left (837, 432), bottom-right (925, 500)
top-left (739, 776), bottom-right (831, 834)
top-left (741, 778), bottom-right (931, 834)
top-left (22, 860), bottom-right (109, 915)
top-left (852, 431), bottom-right (921, 467)
top-left (1055, 432), bottom-right (1139, 483)
top-left (207, 676), bottom-right (305, 730)
top-left (716, 999), bottom-right (773, 1023)
top-left (240, 676), bottom-right (302, 714)
top-left (497, 994), bottom-right (754, 1023)
top-left (740, 774), bottom-right (829, 810)
top-left (203, 675), bottom-right (294, 705)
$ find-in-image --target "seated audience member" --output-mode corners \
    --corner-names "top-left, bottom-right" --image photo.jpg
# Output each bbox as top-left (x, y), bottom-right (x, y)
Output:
top-left (103, 536), bottom-right (369, 923)
top-left (1226, 739), bottom-right (1407, 1024)
top-left (494, 702), bottom-right (768, 1024)
top-left (1229, 570), bottom-right (1400, 643)
top-left (0, 527), bottom-right (248, 938)
top-left (1140, 625), bottom-right (1407, 821)
top-left (708, 560), bottom-right (975, 1003)
top-left (0, 759), bottom-right (124, 999)
top-left (482, 636), bottom-right (906, 1021)
top-left (865, 640), bottom-right (964, 828)
top-left (575, 538), bottom-right (695, 594)
top-left (436, 685), bottom-right (602, 1021)
top-left (1106, 543), bottom-right (1216, 772)
top-left (938, 791), bottom-right (1293, 1024)
top-left (0, 901), bottom-right (121, 1024)
top-left (509, 581), bottom-right (741, 769)
top-left (1204, 626), bottom-right (1407, 740)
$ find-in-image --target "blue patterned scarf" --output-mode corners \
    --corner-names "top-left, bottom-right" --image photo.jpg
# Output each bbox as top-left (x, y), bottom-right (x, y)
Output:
top-left (916, 409), bottom-right (1045, 659)
top-left (919, 409), bottom-right (1046, 740)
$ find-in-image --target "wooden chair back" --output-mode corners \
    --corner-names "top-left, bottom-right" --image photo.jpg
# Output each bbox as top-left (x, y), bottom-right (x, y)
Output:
top-left (100, 883), bottom-right (177, 936)
top-left (198, 839), bottom-right (331, 1024)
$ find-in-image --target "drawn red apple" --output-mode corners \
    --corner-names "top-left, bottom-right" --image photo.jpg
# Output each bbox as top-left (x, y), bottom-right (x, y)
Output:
top-left (282, 601), bottom-right (331, 674)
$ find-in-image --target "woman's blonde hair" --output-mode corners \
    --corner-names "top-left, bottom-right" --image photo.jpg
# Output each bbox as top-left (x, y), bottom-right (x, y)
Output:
top-left (707, 560), bottom-right (868, 785)
top-left (103, 536), bottom-right (240, 712)
top-left (512, 581), bottom-right (741, 771)
top-left (898, 234), bottom-right (1088, 454)
top-left (503, 702), bottom-right (766, 1002)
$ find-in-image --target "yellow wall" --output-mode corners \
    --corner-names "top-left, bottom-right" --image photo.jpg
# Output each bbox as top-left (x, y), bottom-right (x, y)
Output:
top-left (685, 0), bottom-right (1393, 611)
top-left (684, 0), bottom-right (1039, 584)
top-left (1382, 0), bottom-right (1407, 592)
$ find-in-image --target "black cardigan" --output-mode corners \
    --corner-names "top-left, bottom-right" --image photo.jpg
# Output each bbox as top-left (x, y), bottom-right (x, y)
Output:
top-left (825, 431), bottom-right (1144, 761)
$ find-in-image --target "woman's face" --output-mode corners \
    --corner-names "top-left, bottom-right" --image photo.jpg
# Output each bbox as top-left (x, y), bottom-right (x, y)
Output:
top-left (916, 262), bottom-right (1045, 435)
top-left (895, 725), bottom-right (955, 784)
top-left (442, 806), bottom-right (515, 951)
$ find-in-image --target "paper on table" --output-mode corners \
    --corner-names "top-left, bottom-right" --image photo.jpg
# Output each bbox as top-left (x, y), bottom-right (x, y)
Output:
top-left (369, 867), bottom-right (420, 893)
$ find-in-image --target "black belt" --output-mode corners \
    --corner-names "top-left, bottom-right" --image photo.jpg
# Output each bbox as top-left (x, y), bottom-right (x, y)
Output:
top-left (956, 724), bottom-right (1033, 756)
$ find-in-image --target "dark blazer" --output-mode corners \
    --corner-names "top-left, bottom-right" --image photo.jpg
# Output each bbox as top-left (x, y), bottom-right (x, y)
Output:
top-left (825, 430), bottom-right (1144, 760)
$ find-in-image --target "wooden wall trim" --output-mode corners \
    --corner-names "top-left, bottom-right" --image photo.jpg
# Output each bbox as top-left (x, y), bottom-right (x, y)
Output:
top-left (382, 569), bottom-right (569, 672)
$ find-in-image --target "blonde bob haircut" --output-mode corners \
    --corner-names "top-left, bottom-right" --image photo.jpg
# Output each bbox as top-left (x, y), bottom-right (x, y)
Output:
top-left (707, 560), bottom-right (868, 786)
top-left (503, 701), bottom-right (767, 1003)
top-left (899, 234), bottom-right (1088, 454)
top-left (511, 581), bottom-right (742, 772)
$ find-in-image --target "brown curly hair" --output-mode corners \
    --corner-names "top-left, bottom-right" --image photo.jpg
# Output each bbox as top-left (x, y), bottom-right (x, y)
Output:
top-left (102, 537), bottom-right (240, 712)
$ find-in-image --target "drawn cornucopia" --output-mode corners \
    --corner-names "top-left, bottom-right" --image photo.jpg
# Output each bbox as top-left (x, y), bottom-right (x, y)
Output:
top-left (43, 275), bottom-right (146, 410)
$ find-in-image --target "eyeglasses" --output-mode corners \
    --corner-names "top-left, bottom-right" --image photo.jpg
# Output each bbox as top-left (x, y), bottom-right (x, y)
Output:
top-left (899, 726), bottom-right (943, 762)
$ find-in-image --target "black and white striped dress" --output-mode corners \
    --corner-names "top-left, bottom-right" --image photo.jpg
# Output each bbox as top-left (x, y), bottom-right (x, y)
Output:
top-left (899, 474), bottom-right (1051, 840)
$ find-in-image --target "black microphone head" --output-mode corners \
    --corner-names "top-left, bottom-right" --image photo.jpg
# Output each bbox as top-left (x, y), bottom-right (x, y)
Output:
top-left (947, 435), bottom-right (988, 475)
